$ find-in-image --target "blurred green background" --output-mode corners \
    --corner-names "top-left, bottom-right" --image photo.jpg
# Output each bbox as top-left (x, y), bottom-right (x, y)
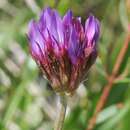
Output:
top-left (0, 0), bottom-right (130, 130)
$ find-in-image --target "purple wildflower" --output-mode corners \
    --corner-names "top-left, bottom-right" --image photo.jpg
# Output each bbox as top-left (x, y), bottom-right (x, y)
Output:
top-left (27, 7), bottom-right (100, 94)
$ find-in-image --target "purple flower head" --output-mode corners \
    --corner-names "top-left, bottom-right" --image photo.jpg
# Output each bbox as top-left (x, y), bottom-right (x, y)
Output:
top-left (27, 7), bottom-right (100, 94)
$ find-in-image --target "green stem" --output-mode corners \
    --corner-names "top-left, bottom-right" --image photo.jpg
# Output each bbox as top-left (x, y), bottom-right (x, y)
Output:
top-left (54, 95), bottom-right (67, 130)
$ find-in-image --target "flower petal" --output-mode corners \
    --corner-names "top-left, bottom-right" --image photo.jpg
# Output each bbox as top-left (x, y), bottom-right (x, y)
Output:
top-left (72, 17), bottom-right (84, 41)
top-left (63, 10), bottom-right (73, 46)
top-left (68, 27), bottom-right (82, 64)
top-left (53, 10), bottom-right (64, 43)
top-left (85, 15), bottom-right (100, 46)
top-left (28, 20), bottom-right (45, 59)
top-left (63, 10), bottom-right (73, 25)
top-left (38, 7), bottom-right (52, 39)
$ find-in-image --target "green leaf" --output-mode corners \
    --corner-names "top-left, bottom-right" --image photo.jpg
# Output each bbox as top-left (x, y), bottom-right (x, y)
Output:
top-left (1, 58), bottom-right (37, 126)
top-left (115, 78), bottom-right (130, 83)
top-left (119, 0), bottom-right (129, 31)
top-left (96, 105), bottom-right (119, 124)
top-left (97, 102), bottom-right (130, 130)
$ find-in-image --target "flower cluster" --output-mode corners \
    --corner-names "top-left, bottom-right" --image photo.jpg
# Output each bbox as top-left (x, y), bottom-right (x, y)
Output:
top-left (28, 7), bottom-right (100, 94)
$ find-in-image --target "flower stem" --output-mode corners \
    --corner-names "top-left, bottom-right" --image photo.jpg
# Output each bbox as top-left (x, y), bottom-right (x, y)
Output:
top-left (54, 95), bottom-right (67, 130)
